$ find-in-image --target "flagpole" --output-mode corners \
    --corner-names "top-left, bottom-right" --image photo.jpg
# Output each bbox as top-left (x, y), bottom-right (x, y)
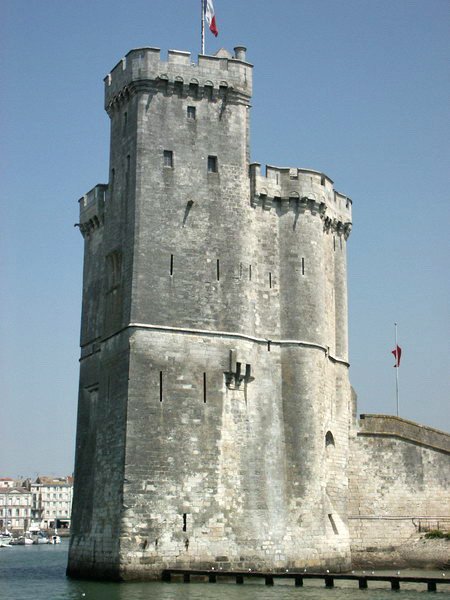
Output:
top-left (394, 322), bottom-right (399, 417)
top-left (201, 0), bottom-right (205, 55)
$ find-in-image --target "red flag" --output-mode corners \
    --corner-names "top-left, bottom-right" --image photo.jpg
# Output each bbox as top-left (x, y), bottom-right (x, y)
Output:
top-left (392, 345), bottom-right (402, 367)
top-left (204, 0), bottom-right (218, 37)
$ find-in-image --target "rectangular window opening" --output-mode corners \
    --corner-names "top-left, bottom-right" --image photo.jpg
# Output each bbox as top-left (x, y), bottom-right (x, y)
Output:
top-left (301, 257), bottom-right (305, 276)
top-left (159, 371), bottom-right (163, 402)
top-left (170, 254), bottom-right (174, 276)
top-left (333, 236), bottom-right (336, 251)
top-left (187, 106), bottom-right (196, 120)
top-left (182, 513), bottom-right (187, 532)
top-left (267, 340), bottom-right (271, 352)
top-left (174, 81), bottom-right (183, 96)
top-left (208, 155), bottom-right (218, 173)
top-left (216, 259), bottom-right (220, 281)
top-left (163, 150), bottom-right (173, 168)
top-left (249, 264), bottom-right (252, 281)
top-left (203, 373), bottom-right (207, 403)
top-left (189, 83), bottom-right (199, 98)
top-left (269, 272), bottom-right (272, 288)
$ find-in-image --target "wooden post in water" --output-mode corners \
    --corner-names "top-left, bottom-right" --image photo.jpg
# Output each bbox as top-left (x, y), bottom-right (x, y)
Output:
top-left (391, 579), bottom-right (400, 591)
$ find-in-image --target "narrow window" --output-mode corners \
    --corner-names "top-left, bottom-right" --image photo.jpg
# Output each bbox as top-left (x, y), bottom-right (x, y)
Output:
top-left (267, 340), bottom-right (271, 352)
top-left (216, 259), bottom-right (220, 281)
top-left (301, 257), bottom-right (305, 275)
top-left (208, 155), bottom-right (218, 173)
top-left (328, 513), bottom-right (338, 534)
top-left (325, 431), bottom-right (335, 447)
top-left (170, 254), bottom-right (174, 276)
top-left (187, 106), bottom-right (196, 120)
top-left (189, 82), bottom-right (199, 98)
top-left (174, 80), bottom-right (183, 96)
top-left (106, 251), bottom-right (122, 291)
top-left (182, 513), bottom-right (187, 532)
top-left (123, 111), bottom-right (128, 133)
top-left (269, 272), bottom-right (272, 288)
top-left (159, 371), bottom-right (163, 402)
top-left (333, 236), bottom-right (336, 251)
top-left (249, 264), bottom-right (252, 281)
top-left (126, 155), bottom-right (130, 194)
top-left (321, 176), bottom-right (326, 186)
top-left (340, 236), bottom-right (343, 250)
top-left (204, 85), bottom-right (213, 100)
top-left (163, 150), bottom-right (173, 168)
top-left (203, 373), bottom-right (207, 403)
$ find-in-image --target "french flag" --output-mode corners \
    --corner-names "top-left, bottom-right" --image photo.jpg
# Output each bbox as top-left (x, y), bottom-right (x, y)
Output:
top-left (204, 0), bottom-right (218, 37)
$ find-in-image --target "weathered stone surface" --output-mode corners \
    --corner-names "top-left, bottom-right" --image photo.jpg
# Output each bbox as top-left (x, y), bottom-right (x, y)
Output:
top-left (349, 415), bottom-right (450, 568)
top-left (68, 46), bottom-right (450, 581)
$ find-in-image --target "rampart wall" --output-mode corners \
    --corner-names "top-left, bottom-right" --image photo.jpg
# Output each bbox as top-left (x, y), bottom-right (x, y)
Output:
top-left (349, 415), bottom-right (450, 567)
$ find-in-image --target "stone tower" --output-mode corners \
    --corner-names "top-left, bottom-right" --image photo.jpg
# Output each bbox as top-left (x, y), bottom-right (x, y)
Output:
top-left (68, 45), bottom-right (353, 580)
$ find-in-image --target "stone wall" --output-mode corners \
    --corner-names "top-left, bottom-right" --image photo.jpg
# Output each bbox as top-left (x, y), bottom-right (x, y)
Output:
top-left (349, 414), bottom-right (450, 567)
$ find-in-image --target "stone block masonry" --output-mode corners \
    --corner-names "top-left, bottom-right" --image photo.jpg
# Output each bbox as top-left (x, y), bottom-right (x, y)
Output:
top-left (68, 45), bottom-right (449, 580)
top-left (349, 415), bottom-right (450, 568)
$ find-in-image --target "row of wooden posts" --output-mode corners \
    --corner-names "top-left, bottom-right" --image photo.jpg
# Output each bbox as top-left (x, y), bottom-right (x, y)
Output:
top-left (161, 568), bottom-right (449, 592)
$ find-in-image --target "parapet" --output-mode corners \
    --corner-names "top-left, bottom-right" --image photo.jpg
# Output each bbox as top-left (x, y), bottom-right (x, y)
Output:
top-left (76, 184), bottom-right (107, 238)
top-left (104, 46), bottom-right (253, 111)
top-left (358, 414), bottom-right (450, 454)
top-left (250, 163), bottom-right (352, 236)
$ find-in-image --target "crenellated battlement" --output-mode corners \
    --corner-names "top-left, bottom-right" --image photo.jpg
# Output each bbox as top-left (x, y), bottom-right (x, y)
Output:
top-left (76, 184), bottom-right (107, 238)
top-left (250, 163), bottom-right (352, 236)
top-left (104, 46), bottom-right (252, 112)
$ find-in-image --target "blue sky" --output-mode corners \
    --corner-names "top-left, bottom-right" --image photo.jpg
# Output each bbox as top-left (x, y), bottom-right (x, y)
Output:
top-left (1, 0), bottom-right (449, 477)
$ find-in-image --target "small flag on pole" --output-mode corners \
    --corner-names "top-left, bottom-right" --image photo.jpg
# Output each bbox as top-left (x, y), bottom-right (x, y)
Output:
top-left (392, 344), bottom-right (402, 368)
top-left (204, 0), bottom-right (218, 37)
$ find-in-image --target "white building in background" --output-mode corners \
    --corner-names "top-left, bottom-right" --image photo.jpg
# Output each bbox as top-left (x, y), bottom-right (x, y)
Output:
top-left (26, 476), bottom-right (73, 530)
top-left (0, 485), bottom-right (32, 532)
top-left (0, 477), bottom-right (16, 489)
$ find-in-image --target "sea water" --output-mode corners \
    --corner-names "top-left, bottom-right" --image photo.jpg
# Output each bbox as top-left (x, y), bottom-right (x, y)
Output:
top-left (1, 540), bottom-right (448, 600)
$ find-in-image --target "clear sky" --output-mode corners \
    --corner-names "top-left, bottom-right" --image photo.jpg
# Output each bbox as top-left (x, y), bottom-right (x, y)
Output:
top-left (1, 0), bottom-right (449, 478)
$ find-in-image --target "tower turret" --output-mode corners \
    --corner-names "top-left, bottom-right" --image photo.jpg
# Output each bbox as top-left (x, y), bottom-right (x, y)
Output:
top-left (69, 46), bottom-right (354, 581)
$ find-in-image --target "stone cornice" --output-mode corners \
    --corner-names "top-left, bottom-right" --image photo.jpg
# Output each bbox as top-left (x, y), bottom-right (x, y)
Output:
top-left (106, 78), bottom-right (250, 115)
top-left (80, 322), bottom-right (349, 368)
top-left (251, 194), bottom-right (352, 237)
top-left (358, 414), bottom-right (450, 454)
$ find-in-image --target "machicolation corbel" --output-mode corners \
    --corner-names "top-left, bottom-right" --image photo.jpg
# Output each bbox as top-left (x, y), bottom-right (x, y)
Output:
top-left (225, 349), bottom-right (253, 389)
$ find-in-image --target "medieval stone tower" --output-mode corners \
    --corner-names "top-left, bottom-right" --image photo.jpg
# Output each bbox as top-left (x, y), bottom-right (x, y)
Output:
top-left (68, 45), bottom-right (354, 580)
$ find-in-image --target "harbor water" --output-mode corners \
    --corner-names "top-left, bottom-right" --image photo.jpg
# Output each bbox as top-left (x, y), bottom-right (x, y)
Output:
top-left (1, 540), bottom-right (449, 600)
